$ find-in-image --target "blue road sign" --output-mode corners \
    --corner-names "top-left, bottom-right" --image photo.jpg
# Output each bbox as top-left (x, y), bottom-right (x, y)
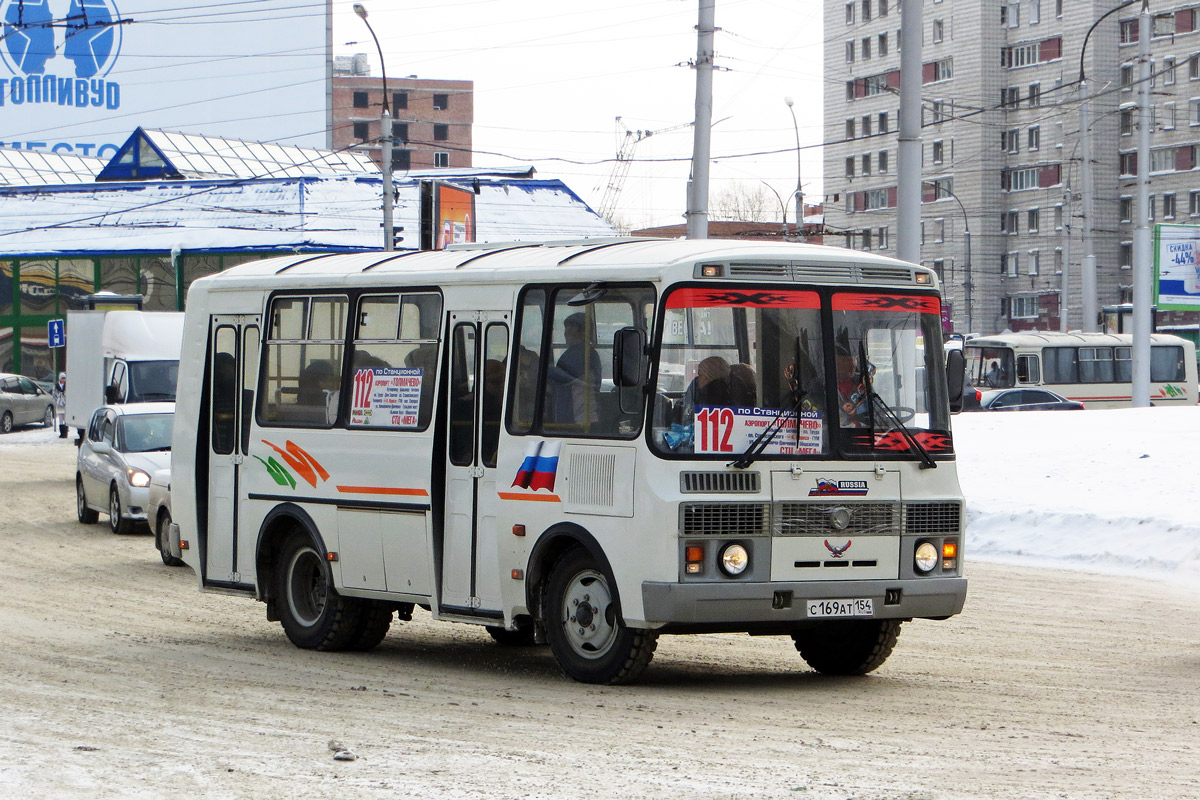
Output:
top-left (48, 319), bottom-right (65, 348)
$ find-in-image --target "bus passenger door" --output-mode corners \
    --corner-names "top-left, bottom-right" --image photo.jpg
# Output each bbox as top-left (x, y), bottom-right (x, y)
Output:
top-left (441, 312), bottom-right (509, 614)
top-left (205, 316), bottom-right (260, 588)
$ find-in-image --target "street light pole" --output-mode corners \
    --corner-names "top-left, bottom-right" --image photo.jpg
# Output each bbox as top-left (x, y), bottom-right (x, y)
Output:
top-left (354, 3), bottom-right (393, 252)
top-left (925, 181), bottom-right (972, 333)
top-left (785, 96), bottom-right (802, 239)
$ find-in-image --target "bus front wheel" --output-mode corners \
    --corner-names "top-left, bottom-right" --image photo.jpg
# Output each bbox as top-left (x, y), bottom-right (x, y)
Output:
top-left (543, 547), bottom-right (657, 685)
top-left (275, 530), bottom-right (363, 651)
top-left (791, 619), bottom-right (901, 675)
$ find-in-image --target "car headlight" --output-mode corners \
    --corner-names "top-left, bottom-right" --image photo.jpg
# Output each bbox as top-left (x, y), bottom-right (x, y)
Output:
top-left (719, 543), bottom-right (749, 576)
top-left (914, 541), bottom-right (939, 573)
top-left (127, 468), bottom-right (151, 488)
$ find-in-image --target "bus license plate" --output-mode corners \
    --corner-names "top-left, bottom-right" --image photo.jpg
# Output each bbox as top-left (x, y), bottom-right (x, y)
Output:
top-left (806, 598), bottom-right (874, 618)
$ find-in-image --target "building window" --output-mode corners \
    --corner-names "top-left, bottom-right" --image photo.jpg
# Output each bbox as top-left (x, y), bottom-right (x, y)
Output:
top-left (1191, 190), bottom-right (1200, 217)
top-left (1119, 19), bottom-right (1138, 45)
top-left (879, 32), bottom-right (888, 56)
top-left (846, 156), bottom-right (856, 178)
top-left (1121, 63), bottom-right (1134, 89)
top-left (392, 149), bottom-right (411, 171)
top-left (1162, 102), bottom-right (1177, 130)
top-left (846, 118), bottom-right (856, 139)
top-left (878, 111), bottom-right (888, 133)
top-left (931, 58), bottom-right (953, 81)
top-left (931, 99), bottom-right (947, 123)
top-left (1011, 295), bottom-right (1038, 318)
top-left (353, 121), bottom-right (369, 140)
top-left (353, 91), bottom-right (369, 109)
top-left (1028, 208), bottom-right (1040, 233)
top-left (1120, 196), bottom-right (1133, 222)
top-left (1120, 107), bottom-right (1134, 136)
top-left (1007, 1), bottom-right (1020, 27)
top-left (1002, 86), bottom-right (1019, 107)
top-left (1164, 57), bottom-right (1177, 86)
top-left (1027, 125), bottom-right (1040, 151)
top-left (846, 1), bottom-right (855, 24)
top-left (1164, 193), bottom-right (1177, 219)
top-left (1030, 0), bottom-right (1041, 24)
top-left (1190, 99), bottom-right (1200, 126)
top-left (1055, 248), bottom-right (1064, 274)
top-left (862, 37), bottom-right (872, 60)
top-left (1153, 12), bottom-right (1175, 37)
top-left (934, 218), bottom-right (945, 243)
top-left (932, 139), bottom-right (944, 164)
top-left (1028, 83), bottom-right (1041, 107)
top-left (1028, 250), bottom-right (1040, 276)
top-left (1055, 0), bottom-right (1063, 18)
top-left (878, 225), bottom-right (889, 248)
top-left (433, 93), bottom-right (449, 110)
top-left (933, 19), bottom-right (944, 43)
top-left (434, 152), bottom-right (450, 167)
top-left (878, 149), bottom-right (889, 173)
top-left (392, 122), bottom-right (408, 141)
top-left (862, 153), bottom-right (872, 176)
top-left (1002, 128), bottom-right (1019, 153)
top-left (434, 123), bottom-right (449, 141)
top-left (878, 0), bottom-right (888, 17)
top-left (862, 114), bottom-right (872, 136)
top-left (393, 92), bottom-right (408, 110)
top-left (862, 0), bottom-right (872, 21)
top-left (933, 258), bottom-right (945, 279)
top-left (1054, 204), bottom-right (1063, 230)
top-left (1120, 241), bottom-right (1133, 269)
top-left (846, 41), bottom-right (856, 62)
top-left (1004, 42), bottom-right (1041, 68)
top-left (861, 228), bottom-right (872, 250)
top-left (1007, 252), bottom-right (1020, 277)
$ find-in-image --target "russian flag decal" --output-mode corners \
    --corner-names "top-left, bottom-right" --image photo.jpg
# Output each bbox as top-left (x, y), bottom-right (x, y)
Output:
top-left (512, 441), bottom-right (543, 489)
top-left (512, 440), bottom-right (560, 492)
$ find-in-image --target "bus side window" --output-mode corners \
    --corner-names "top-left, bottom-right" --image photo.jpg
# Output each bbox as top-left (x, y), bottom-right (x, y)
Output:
top-left (1016, 354), bottom-right (1039, 384)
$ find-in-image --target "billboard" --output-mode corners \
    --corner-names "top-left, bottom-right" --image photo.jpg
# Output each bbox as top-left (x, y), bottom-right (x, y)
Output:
top-left (0, 0), bottom-right (329, 159)
top-left (434, 181), bottom-right (476, 250)
top-left (1154, 223), bottom-right (1200, 311)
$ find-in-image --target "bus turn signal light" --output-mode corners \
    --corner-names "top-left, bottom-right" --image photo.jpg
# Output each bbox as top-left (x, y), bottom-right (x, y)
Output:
top-left (942, 541), bottom-right (957, 558)
top-left (685, 545), bottom-right (704, 574)
top-left (326, 552), bottom-right (338, 562)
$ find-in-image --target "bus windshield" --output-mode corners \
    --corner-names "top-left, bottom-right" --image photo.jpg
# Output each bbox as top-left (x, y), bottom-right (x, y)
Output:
top-left (650, 287), bottom-right (950, 460)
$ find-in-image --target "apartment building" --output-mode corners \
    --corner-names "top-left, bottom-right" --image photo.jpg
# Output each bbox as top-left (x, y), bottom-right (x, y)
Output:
top-left (823, 0), bottom-right (1200, 336)
top-left (331, 55), bottom-right (473, 172)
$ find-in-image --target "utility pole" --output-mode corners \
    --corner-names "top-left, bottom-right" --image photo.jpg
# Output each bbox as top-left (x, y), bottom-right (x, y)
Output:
top-left (685, 0), bottom-right (715, 240)
top-left (1061, 186), bottom-right (1071, 332)
top-left (896, 0), bottom-right (922, 264)
top-left (354, 3), bottom-right (394, 252)
top-left (1132, 0), bottom-right (1152, 406)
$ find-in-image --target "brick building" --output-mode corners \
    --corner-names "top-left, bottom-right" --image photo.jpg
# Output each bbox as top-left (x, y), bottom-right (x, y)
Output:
top-left (332, 58), bottom-right (473, 172)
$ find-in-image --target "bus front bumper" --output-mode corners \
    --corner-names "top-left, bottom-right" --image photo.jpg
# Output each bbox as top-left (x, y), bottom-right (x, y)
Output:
top-left (640, 577), bottom-right (967, 630)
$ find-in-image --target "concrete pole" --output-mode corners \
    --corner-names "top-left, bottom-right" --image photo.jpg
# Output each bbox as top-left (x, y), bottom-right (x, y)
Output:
top-left (685, 0), bottom-right (715, 240)
top-left (1079, 82), bottom-right (1097, 331)
top-left (895, 0), bottom-right (923, 264)
top-left (963, 228), bottom-right (973, 333)
top-left (382, 107), bottom-right (394, 251)
top-left (1132, 0), bottom-right (1152, 406)
top-left (1061, 188), bottom-right (1071, 332)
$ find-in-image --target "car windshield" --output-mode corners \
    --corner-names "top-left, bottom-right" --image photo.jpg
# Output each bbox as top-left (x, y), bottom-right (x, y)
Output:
top-left (117, 413), bottom-right (174, 453)
top-left (128, 360), bottom-right (179, 402)
top-left (649, 286), bottom-right (951, 460)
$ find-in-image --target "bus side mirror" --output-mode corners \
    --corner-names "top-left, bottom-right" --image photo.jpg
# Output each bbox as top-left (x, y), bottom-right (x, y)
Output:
top-left (613, 327), bottom-right (647, 388)
top-left (945, 349), bottom-right (965, 413)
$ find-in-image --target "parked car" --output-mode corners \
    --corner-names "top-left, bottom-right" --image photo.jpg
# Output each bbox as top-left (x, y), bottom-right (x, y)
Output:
top-left (76, 403), bottom-right (175, 534)
top-left (148, 467), bottom-right (184, 566)
top-left (0, 372), bottom-right (55, 433)
top-left (978, 388), bottom-right (1085, 412)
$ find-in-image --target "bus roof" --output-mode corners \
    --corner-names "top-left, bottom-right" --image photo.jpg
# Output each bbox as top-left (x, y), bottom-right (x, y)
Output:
top-left (196, 238), bottom-right (934, 289)
top-left (966, 331), bottom-right (1191, 348)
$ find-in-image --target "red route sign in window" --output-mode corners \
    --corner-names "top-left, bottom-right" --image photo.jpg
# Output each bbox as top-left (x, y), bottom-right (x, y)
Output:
top-left (832, 294), bottom-right (941, 314)
top-left (665, 288), bottom-right (820, 310)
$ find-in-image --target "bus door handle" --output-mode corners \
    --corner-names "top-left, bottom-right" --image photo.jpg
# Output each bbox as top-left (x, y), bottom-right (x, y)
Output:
top-left (469, 466), bottom-right (484, 479)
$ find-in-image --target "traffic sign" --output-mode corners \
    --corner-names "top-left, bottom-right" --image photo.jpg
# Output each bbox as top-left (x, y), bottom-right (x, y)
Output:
top-left (48, 319), bottom-right (65, 349)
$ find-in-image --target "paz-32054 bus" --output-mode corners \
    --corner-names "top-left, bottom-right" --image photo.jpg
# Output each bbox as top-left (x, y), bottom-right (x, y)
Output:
top-left (171, 239), bottom-right (968, 685)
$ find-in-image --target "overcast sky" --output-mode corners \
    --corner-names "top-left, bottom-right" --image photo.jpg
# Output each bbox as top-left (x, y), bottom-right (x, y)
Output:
top-left (334, 0), bottom-right (826, 230)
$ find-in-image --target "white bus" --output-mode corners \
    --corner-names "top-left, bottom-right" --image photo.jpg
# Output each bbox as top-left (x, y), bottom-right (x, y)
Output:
top-left (964, 331), bottom-right (1197, 408)
top-left (171, 239), bottom-right (968, 685)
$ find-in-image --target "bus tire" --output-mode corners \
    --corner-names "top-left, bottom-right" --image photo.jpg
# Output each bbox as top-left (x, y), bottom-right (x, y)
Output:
top-left (543, 547), bottom-right (657, 685)
top-left (346, 601), bottom-right (394, 652)
top-left (275, 530), bottom-right (362, 651)
top-left (486, 619), bottom-right (538, 646)
top-left (791, 619), bottom-right (902, 675)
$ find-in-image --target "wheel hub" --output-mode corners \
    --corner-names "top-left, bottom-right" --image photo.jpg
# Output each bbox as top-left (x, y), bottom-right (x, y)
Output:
top-left (562, 570), bottom-right (617, 658)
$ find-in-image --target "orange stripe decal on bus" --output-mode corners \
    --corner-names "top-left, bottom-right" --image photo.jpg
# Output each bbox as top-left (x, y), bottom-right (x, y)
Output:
top-left (497, 492), bottom-right (562, 503)
top-left (336, 485), bottom-right (429, 496)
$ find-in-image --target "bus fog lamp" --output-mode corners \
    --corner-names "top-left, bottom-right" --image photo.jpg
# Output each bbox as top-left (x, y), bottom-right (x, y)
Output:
top-left (914, 542), bottom-right (939, 573)
top-left (719, 543), bottom-right (749, 576)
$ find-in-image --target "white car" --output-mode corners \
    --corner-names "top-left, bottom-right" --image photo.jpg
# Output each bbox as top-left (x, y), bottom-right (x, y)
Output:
top-left (0, 373), bottom-right (55, 434)
top-left (76, 403), bottom-right (174, 534)
top-left (148, 468), bottom-right (184, 566)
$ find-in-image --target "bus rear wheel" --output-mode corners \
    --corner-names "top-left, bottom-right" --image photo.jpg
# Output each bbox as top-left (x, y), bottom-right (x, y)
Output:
top-left (275, 531), bottom-right (362, 651)
top-left (791, 619), bottom-right (902, 675)
top-left (543, 547), bottom-right (657, 685)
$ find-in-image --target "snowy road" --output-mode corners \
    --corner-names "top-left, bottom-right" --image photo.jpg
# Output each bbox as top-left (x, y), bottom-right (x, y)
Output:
top-left (0, 428), bottom-right (1198, 799)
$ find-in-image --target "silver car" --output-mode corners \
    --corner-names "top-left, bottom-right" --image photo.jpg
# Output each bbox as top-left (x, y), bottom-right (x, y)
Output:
top-left (148, 467), bottom-right (184, 566)
top-left (76, 403), bottom-right (174, 534)
top-left (0, 373), bottom-right (55, 433)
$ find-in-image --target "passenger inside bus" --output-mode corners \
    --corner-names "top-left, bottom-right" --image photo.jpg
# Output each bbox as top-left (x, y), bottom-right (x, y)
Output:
top-left (835, 346), bottom-right (871, 427)
top-left (683, 355), bottom-right (733, 409)
top-left (546, 312), bottom-right (601, 425)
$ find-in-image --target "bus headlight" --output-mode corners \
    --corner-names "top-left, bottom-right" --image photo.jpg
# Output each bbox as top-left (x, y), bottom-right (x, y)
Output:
top-left (914, 542), bottom-right (939, 573)
top-left (719, 543), bottom-right (749, 576)
top-left (127, 468), bottom-right (151, 488)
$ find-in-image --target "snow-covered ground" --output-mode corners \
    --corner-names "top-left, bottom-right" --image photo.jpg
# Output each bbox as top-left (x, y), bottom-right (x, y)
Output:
top-left (5, 405), bottom-right (1196, 584)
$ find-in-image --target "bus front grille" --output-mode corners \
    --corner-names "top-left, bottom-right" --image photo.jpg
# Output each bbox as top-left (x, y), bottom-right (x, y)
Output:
top-left (904, 501), bottom-right (963, 534)
top-left (680, 503), bottom-right (770, 537)
top-left (774, 501), bottom-right (900, 537)
top-left (680, 471), bottom-right (761, 493)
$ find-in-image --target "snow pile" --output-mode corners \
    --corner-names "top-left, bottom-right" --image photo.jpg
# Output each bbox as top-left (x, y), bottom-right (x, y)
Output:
top-left (954, 405), bottom-right (1200, 586)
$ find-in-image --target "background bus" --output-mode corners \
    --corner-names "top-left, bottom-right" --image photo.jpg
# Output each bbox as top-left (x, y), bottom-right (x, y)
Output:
top-left (963, 331), bottom-right (1197, 408)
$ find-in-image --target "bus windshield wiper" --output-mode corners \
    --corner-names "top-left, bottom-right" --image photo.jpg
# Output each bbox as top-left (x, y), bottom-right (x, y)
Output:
top-left (729, 338), bottom-right (806, 470)
top-left (858, 342), bottom-right (937, 470)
